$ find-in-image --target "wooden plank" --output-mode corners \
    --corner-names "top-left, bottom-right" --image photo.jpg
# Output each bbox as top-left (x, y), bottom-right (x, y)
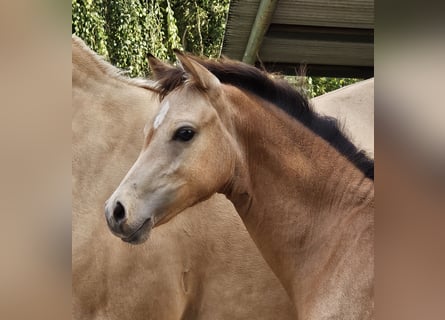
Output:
top-left (222, 0), bottom-right (261, 59)
top-left (259, 37), bottom-right (374, 66)
top-left (272, 0), bottom-right (374, 29)
top-left (267, 24), bottom-right (374, 43)
top-left (258, 62), bottom-right (374, 78)
top-left (222, 0), bottom-right (375, 76)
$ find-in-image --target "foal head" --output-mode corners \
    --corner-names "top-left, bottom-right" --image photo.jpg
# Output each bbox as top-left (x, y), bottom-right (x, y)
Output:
top-left (105, 53), bottom-right (242, 244)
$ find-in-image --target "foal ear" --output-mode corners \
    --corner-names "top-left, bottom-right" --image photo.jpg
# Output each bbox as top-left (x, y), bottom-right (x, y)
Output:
top-left (174, 50), bottom-right (220, 91)
top-left (147, 54), bottom-right (174, 80)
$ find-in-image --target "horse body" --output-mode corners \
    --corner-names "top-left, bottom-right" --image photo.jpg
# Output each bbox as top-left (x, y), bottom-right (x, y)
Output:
top-left (72, 36), bottom-right (296, 319)
top-left (312, 78), bottom-right (374, 157)
top-left (106, 53), bottom-right (374, 318)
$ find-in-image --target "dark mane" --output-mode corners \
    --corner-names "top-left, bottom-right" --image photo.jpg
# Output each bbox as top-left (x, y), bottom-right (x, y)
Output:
top-left (155, 56), bottom-right (374, 180)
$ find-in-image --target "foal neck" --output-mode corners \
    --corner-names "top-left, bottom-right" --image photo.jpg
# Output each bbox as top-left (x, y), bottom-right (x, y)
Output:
top-left (223, 86), bottom-right (374, 312)
top-left (225, 86), bottom-right (372, 214)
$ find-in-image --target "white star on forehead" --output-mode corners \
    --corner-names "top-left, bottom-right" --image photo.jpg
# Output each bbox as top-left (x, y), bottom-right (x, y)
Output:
top-left (153, 101), bottom-right (170, 129)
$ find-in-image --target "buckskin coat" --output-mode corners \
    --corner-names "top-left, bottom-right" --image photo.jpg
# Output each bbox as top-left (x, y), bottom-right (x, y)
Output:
top-left (72, 35), bottom-right (295, 320)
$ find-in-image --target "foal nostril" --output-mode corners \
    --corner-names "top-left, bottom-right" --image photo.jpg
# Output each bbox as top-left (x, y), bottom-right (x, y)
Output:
top-left (113, 201), bottom-right (126, 224)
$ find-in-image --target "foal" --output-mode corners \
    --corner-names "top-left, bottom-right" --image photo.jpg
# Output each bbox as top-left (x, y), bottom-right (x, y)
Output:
top-left (73, 36), bottom-right (295, 319)
top-left (106, 53), bottom-right (374, 319)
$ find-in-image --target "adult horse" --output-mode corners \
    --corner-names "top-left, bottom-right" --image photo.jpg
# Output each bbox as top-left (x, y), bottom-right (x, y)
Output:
top-left (312, 78), bottom-right (374, 158)
top-left (72, 35), bottom-right (296, 319)
top-left (105, 53), bottom-right (374, 319)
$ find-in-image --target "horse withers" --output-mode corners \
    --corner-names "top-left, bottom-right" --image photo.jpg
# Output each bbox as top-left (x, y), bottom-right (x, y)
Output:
top-left (105, 52), bottom-right (374, 319)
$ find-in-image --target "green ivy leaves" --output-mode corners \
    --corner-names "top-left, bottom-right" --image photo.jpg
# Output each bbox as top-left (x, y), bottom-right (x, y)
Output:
top-left (72, 0), bottom-right (358, 96)
top-left (72, 0), bottom-right (229, 77)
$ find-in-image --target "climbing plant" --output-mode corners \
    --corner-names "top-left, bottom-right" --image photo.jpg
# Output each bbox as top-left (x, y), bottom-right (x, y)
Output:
top-left (72, 0), bottom-right (108, 57)
top-left (72, 0), bottom-right (360, 95)
top-left (72, 0), bottom-right (229, 77)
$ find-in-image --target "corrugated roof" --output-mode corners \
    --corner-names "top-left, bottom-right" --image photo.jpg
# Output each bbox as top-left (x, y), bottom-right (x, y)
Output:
top-left (222, 0), bottom-right (374, 78)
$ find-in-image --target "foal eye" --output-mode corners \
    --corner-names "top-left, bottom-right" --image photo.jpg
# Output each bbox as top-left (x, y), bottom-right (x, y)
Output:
top-left (173, 127), bottom-right (195, 142)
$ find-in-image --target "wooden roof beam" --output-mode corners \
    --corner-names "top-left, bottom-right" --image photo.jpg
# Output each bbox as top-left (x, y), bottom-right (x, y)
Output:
top-left (242, 0), bottom-right (279, 64)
